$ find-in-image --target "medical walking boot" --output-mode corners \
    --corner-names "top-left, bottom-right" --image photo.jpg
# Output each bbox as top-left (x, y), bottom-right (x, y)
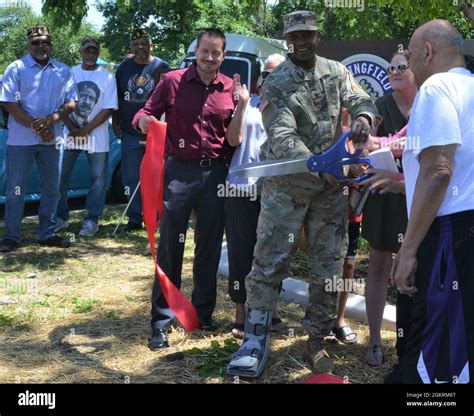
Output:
top-left (227, 308), bottom-right (272, 378)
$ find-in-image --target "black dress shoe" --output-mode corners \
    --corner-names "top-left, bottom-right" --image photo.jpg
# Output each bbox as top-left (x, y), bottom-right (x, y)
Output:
top-left (38, 235), bottom-right (71, 248)
top-left (0, 238), bottom-right (19, 253)
top-left (199, 320), bottom-right (219, 332)
top-left (148, 328), bottom-right (169, 350)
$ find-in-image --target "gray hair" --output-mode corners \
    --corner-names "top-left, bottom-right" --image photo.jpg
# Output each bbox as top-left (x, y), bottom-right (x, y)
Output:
top-left (264, 54), bottom-right (285, 67)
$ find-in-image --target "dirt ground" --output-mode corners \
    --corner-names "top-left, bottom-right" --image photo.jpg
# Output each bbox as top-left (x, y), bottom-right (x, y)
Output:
top-left (0, 206), bottom-right (397, 384)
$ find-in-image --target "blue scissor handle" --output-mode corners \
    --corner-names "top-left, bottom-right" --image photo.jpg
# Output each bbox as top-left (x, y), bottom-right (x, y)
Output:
top-left (319, 130), bottom-right (358, 161)
top-left (323, 157), bottom-right (373, 182)
top-left (307, 131), bottom-right (360, 173)
top-left (306, 131), bottom-right (372, 182)
top-left (341, 157), bottom-right (373, 183)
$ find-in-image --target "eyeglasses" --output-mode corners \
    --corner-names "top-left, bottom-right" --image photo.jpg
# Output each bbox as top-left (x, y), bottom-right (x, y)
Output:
top-left (30, 40), bottom-right (51, 47)
top-left (262, 71), bottom-right (271, 79)
top-left (386, 64), bottom-right (408, 74)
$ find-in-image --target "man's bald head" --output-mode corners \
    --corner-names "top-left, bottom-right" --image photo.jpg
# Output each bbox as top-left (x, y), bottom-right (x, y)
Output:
top-left (414, 20), bottom-right (463, 56)
top-left (408, 19), bottom-right (465, 87)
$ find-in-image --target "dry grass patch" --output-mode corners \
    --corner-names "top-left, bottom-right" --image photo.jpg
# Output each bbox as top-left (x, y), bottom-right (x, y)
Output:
top-left (0, 205), bottom-right (396, 383)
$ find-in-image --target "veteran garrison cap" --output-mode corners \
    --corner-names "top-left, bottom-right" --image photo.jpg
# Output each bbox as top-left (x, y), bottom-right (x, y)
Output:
top-left (27, 25), bottom-right (50, 39)
top-left (283, 11), bottom-right (318, 36)
top-left (131, 27), bottom-right (150, 40)
top-left (80, 37), bottom-right (100, 50)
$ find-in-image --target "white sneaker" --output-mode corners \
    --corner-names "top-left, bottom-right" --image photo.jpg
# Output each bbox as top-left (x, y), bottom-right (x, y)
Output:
top-left (79, 220), bottom-right (99, 237)
top-left (55, 218), bottom-right (69, 232)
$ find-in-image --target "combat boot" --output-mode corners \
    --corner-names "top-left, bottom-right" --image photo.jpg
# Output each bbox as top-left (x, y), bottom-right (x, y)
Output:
top-left (303, 337), bottom-right (335, 374)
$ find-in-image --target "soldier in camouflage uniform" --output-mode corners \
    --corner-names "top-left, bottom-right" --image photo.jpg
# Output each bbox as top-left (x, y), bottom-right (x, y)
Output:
top-left (228, 10), bottom-right (378, 378)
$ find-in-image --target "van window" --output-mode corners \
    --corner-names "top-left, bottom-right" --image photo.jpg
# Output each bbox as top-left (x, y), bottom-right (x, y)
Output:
top-left (220, 58), bottom-right (251, 89)
top-left (182, 56), bottom-right (252, 92)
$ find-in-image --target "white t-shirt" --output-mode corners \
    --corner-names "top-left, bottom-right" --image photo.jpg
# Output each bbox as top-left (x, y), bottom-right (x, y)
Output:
top-left (403, 67), bottom-right (474, 218)
top-left (62, 65), bottom-right (118, 152)
top-left (227, 95), bottom-right (267, 192)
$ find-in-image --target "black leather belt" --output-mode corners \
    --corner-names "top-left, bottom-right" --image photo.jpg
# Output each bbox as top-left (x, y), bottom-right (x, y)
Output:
top-left (167, 156), bottom-right (226, 168)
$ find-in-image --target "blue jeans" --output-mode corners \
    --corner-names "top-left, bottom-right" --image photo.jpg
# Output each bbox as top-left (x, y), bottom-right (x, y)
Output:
top-left (121, 136), bottom-right (145, 225)
top-left (3, 145), bottom-right (60, 242)
top-left (57, 150), bottom-right (109, 224)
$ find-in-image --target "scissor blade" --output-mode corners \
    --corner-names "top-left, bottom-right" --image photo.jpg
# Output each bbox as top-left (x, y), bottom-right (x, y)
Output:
top-left (229, 158), bottom-right (309, 178)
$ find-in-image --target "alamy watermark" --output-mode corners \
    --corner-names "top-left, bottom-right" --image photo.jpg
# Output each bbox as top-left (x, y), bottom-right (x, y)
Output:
top-left (18, 390), bottom-right (55, 410)
top-left (0, 278), bottom-right (38, 295)
top-left (324, 0), bottom-right (365, 12)
top-left (55, 135), bottom-right (97, 153)
top-left (324, 275), bottom-right (365, 293)
top-left (217, 182), bottom-right (258, 202)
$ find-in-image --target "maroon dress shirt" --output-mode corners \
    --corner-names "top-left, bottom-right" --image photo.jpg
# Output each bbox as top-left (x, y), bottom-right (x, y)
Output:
top-left (132, 63), bottom-right (235, 160)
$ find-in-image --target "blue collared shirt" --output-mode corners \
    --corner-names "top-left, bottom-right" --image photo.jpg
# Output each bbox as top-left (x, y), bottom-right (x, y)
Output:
top-left (0, 54), bottom-right (78, 146)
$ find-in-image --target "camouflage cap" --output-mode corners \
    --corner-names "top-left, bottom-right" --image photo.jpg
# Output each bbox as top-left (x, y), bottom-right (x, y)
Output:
top-left (27, 25), bottom-right (50, 39)
top-left (131, 27), bottom-right (150, 40)
top-left (80, 37), bottom-right (100, 50)
top-left (283, 11), bottom-right (318, 36)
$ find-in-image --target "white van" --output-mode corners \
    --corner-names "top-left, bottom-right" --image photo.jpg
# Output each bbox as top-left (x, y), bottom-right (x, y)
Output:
top-left (181, 34), bottom-right (287, 94)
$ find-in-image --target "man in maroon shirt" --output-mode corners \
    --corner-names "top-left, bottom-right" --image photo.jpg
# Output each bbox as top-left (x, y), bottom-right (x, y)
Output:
top-left (133, 28), bottom-right (249, 349)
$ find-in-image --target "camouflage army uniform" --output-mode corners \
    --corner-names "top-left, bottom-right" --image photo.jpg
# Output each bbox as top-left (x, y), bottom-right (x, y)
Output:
top-left (246, 55), bottom-right (377, 347)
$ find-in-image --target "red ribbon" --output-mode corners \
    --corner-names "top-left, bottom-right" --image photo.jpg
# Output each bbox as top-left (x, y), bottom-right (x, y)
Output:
top-left (140, 119), bottom-right (199, 332)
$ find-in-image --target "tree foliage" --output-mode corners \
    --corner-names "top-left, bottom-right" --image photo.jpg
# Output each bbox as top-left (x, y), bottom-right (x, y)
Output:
top-left (323, 0), bottom-right (473, 40)
top-left (97, 0), bottom-right (263, 66)
top-left (0, 6), bottom-right (100, 73)
top-left (42, 0), bottom-right (89, 32)
top-left (268, 0), bottom-right (472, 40)
top-left (32, 0), bottom-right (474, 67)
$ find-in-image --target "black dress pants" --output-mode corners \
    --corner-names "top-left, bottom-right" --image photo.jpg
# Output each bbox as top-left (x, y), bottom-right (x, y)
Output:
top-left (151, 158), bottom-right (228, 329)
top-left (225, 195), bottom-right (261, 304)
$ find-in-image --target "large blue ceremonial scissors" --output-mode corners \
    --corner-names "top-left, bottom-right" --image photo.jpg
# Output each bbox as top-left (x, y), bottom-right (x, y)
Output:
top-left (230, 130), bottom-right (372, 183)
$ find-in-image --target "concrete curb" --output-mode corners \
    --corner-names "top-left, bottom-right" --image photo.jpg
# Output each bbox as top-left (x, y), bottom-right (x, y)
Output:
top-left (219, 243), bottom-right (396, 331)
top-left (280, 277), bottom-right (396, 331)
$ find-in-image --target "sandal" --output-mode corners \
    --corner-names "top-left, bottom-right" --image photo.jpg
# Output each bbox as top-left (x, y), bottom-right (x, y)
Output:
top-left (364, 344), bottom-right (383, 367)
top-left (332, 325), bottom-right (359, 345)
top-left (231, 323), bottom-right (245, 339)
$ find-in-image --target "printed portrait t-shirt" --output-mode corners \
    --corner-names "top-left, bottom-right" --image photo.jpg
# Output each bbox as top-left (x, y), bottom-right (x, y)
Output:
top-left (63, 65), bottom-right (118, 152)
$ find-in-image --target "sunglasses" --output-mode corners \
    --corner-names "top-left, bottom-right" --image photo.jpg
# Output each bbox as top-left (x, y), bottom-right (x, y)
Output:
top-left (30, 40), bottom-right (51, 47)
top-left (386, 64), bottom-right (408, 74)
top-left (262, 71), bottom-right (271, 79)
